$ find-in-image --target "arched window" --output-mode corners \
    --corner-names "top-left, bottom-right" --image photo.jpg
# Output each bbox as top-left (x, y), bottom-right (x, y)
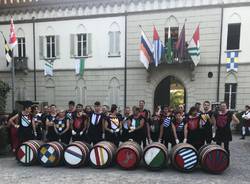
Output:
top-left (108, 77), bottom-right (120, 106)
top-left (224, 73), bottom-right (237, 110)
top-left (108, 22), bottom-right (121, 56)
top-left (16, 28), bottom-right (26, 58)
top-left (227, 13), bottom-right (241, 50)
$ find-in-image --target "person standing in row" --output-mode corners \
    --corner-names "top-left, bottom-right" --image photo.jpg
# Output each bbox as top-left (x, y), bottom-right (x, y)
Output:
top-left (9, 101), bottom-right (36, 143)
top-left (212, 102), bottom-right (239, 155)
top-left (71, 104), bottom-right (88, 142)
top-left (46, 104), bottom-right (58, 142)
top-left (173, 111), bottom-right (185, 143)
top-left (66, 101), bottom-right (75, 121)
top-left (104, 104), bottom-right (122, 147)
top-left (240, 105), bottom-right (250, 139)
top-left (88, 101), bottom-right (105, 145)
top-left (54, 110), bottom-right (71, 144)
top-left (121, 107), bottom-right (130, 142)
top-left (201, 101), bottom-right (213, 144)
top-left (31, 105), bottom-right (43, 140)
top-left (147, 106), bottom-right (161, 143)
top-left (138, 100), bottom-right (149, 147)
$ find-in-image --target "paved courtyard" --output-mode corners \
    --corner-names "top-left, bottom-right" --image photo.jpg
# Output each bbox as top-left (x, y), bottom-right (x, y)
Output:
top-left (0, 134), bottom-right (249, 184)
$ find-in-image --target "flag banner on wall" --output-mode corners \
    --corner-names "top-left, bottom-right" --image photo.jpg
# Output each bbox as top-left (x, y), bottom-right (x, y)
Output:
top-left (1, 32), bottom-right (13, 67)
top-left (44, 61), bottom-right (53, 76)
top-left (9, 17), bottom-right (17, 50)
top-left (226, 51), bottom-right (239, 72)
top-left (75, 58), bottom-right (85, 76)
top-left (153, 26), bottom-right (164, 67)
top-left (166, 26), bottom-right (173, 64)
top-left (188, 25), bottom-right (200, 66)
top-left (176, 22), bottom-right (186, 61)
top-left (139, 27), bottom-right (153, 69)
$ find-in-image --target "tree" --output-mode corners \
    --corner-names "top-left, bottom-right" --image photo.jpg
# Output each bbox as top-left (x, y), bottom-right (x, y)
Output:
top-left (0, 80), bottom-right (10, 113)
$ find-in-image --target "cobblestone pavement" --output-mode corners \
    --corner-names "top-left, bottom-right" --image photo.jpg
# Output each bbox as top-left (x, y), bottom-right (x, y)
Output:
top-left (0, 135), bottom-right (250, 184)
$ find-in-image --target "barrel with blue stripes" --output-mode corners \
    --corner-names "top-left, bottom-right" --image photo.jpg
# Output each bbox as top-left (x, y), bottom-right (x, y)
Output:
top-left (199, 144), bottom-right (229, 174)
top-left (171, 143), bottom-right (198, 172)
top-left (143, 142), bottom-right (168, 170)
top-left (63, 141), bottom-right (91, 168)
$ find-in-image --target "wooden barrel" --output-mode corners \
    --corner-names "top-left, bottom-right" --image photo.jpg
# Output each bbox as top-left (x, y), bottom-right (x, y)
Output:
top-left (89, 141), bottom-right (117, 169)
top-left (143, 142), bottom-right (168, 170)
top-left (64, 141), bottom-right (91, 168)
top-left (171, 143), bottom-right (198, 172)
top-left (38, 141), bottom-right (64, 167)
top-left (199, 144), bottom-right (229, 174)
top-left (116, 141), bottom-right (142, 170)
top-left (16, 140), bottom-right (44, 166)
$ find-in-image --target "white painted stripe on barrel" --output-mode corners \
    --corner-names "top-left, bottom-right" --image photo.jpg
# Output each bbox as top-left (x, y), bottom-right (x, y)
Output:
top-left (64, 146), bottom-right (82, 166)
top-left (90, 147), bottom-right (109, 166)
top-left (179, 149), bottom-right (192, 156)
top-left (184, 155), bottom-right (197, 163)
top-left (182, 152), bottom-right (196, 159)
top-left (144, 147), bottom-right (161, 165)
top-left (184, 160), bottom-right (197, 168)
top-left (20, 145), bottom-right (34, 163)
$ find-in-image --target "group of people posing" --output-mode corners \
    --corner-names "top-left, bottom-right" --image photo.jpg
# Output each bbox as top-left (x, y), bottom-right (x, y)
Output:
top-left (8, 100), bottom-right (245, 155)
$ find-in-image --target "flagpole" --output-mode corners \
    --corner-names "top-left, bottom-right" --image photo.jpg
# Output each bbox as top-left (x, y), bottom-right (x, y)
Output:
top-left (11, 48), bottom-right (15, 110)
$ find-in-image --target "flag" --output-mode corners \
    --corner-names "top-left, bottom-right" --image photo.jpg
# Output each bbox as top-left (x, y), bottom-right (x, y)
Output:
top-left (188, 25), bottom-right (200, 66)
top-left (153, 26), bottom-right (164, 67)
top-left (140, 29), bottom-right (153, 69)
top-left (75, 58), bottom-right (85, 76)
top-left (1, 33), bottom-right (12, 67)
top-left (176, 23), bottom-right (186, 60)
top-left (226, 51), bottom-right (238, 72)
top-left (44, 61), bottom-right (53, 76)
top-left (9, 17), bottom-right (17, 50)
top-left (166, 26), bottom-right (173, 63)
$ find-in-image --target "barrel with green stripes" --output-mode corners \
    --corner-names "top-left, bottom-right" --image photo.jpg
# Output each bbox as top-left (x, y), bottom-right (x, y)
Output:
top-left (143, 142), bottom-right (168, 170)
top-left (16, 140), bottom-right (44, 166)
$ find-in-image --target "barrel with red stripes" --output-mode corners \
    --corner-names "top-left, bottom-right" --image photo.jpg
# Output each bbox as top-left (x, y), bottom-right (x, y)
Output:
top-left (116, 141), bottom-right (142, 170)
top-left (89, 141), bottom-right (117, 169)
top-left (64, 141), bottom-right (91, 168)
top-left (143, 142), bottom-right (168, 170)
top-left (199, 144), bottom-right (229, 174)
top-left (16, 140), bottom-right (44, 166)
top-left (38, 141), bottom-right (65, 167)
top-left (171, 143), bottom-right (198, 172)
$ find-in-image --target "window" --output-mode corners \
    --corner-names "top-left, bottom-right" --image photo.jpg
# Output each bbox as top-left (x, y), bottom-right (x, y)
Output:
top-left (109, 31), bottom-right (120, 56)
top-left (165, 27), bottom-right (179, 58)
top-left (46, 36), bottom-right (56, 58)
top-left (77, 34), bottom-right (87, 57)
top-left (224, 83), bottom-right (237, 110)
top-left (17, 37), bottom-right (26, 58)
top-left (227, 23), bottom-right (241, 50)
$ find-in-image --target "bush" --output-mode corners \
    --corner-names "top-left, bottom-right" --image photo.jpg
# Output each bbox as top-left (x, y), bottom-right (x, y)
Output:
top-left (0, 80), bottom-right (10, 113)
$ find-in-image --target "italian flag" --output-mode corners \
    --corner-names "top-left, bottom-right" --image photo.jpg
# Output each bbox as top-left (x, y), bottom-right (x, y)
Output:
top-left (188, 25), bottom-right (200, 66)
top-left (75, 58), bottom-right (85, 76)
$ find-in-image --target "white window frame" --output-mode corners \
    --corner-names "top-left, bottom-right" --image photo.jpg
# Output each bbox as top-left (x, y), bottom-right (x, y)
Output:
top-left (17, 37), bottom-right (26, 58)
top-left (76, 33), bottom-right (88, 57)
top-left (108, 31), bottom-right (120, 57)
top-left (46, 35), bottom-right (56, 59)
top-left (225, 83), bottom-right (237, 110)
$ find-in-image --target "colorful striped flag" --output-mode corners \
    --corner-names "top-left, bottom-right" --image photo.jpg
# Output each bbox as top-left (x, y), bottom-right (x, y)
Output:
top-left (139, 28), bottom-right (153, 69)
top-left (176, 23), bottom-right (186, 61)
top-left (9, 17), bottom-right (17, 50)
top-left (153, 26), bottom-right (164, 67)
top-left (75, 58), bottom-right (85, 76)
top-left (166, 26), bottom-right (173, 64)
top-left (188, 25), bottom-right (200, 66)
top-left (226, 51), bottom-right (238, 72)
top-left (1, 32), bottom-right (12, 66)
top-left (44, 61), bottom-right (53, 76)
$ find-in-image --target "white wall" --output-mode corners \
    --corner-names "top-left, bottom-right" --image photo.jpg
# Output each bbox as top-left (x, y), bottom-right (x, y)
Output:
top-left (0, 16), bottom-right (125, 71)
top-left (221, 6), bottom-right (250, 64)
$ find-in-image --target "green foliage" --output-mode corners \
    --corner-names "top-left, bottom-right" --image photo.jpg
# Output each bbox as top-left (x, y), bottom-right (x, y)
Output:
top-left (0, 81), bottom-right (10, 113)
top-left (170, 89), bottom-right (184, 109)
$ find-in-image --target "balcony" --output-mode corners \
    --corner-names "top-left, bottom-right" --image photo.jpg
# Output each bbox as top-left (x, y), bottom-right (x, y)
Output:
top-left (14, 57), bottom-right (28, 74)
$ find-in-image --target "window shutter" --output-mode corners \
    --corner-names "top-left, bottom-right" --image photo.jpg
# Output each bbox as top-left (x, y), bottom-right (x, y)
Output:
top-left (115, 31), bottom-right (120, 55)
top-left (39, 36), bottom-right (44, 60)
top-left (87, 33), bottom-right (92, 56)
top-left (70, 34), bottom-right (75, 58)
top-left (56, 35), bottom-right (60, 58)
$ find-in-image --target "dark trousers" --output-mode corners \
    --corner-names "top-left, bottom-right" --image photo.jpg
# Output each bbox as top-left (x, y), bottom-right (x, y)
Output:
top-left (216, 141), bottom-right (230, 155)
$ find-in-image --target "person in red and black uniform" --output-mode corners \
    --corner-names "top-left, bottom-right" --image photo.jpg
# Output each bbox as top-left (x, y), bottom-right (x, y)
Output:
top-left (201, 101), bottom-right (213, 144)
top-left (184, 106), bottom-right (205, 150)
top-left (240, 105), bottom-right (250, 139)
top-left (71, 104), bottom-right (88, 142)
top-left (41, 105), bottom-right (50, 141)
top-left (104, 104), bottom-right (122, 147)
top-left (87, 101), bottom-right (104, 145)
top-left (66, 101), bottom-right (75, 121)
top-left (158, 106), bottom-right (177, 147)
top-left (147, 106), bottom-right (161, 143)
top-left (31, 105), bottom-right (43, 140)
top-left (9, 101), bottom-right (37, 143)
top-left (121, 107), bottom-right (131, 142)
top-left (173, 111), bottom-right (185, 143)
top-left (54, 110), bottom-right (71, 144)
top-left (211, 102), bottom-right (239, 155)
top-left (138, 100), bottom-right (149, 147)
top-left (46, 104), bottom-right (58, 142)
top-left (128, 107), bottom-right (145, 146)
